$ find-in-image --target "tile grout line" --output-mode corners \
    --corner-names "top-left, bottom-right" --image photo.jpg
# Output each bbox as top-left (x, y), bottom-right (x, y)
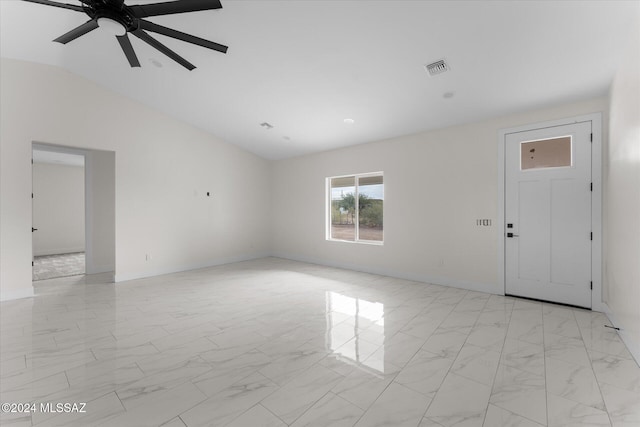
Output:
top-left (575, 310), bottom-right (615, 426)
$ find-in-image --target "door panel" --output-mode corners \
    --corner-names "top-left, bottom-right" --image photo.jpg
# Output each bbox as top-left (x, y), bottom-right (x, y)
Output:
top-left (550, 178), bottom-right (590, 286)
top-left (505, 121), bottom-right (592, 308)
top-left (518, 180), bottom-right (546, 281)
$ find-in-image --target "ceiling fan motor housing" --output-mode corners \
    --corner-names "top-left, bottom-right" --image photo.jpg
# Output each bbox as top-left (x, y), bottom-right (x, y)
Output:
top-left (87, 1), bottom-right (137, 32)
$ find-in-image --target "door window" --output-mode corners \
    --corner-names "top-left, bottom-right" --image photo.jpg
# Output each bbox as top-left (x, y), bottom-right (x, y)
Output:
top-left (521, 136), bottom-right (572, 170)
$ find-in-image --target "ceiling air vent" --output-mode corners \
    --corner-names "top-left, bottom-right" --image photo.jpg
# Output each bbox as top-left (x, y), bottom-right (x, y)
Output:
top-left (425, 59), bottom-right (449, 76)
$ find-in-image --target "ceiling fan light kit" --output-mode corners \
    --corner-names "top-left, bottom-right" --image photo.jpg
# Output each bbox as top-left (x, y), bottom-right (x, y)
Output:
top-left (22, 0), bottom-right (229, 70)
top-left (97, 17), bottom-right (125, 36)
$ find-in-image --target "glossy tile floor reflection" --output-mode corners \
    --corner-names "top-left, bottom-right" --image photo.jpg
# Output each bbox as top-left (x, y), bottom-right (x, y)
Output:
top-left (1, 258), bottom-right (639, 427)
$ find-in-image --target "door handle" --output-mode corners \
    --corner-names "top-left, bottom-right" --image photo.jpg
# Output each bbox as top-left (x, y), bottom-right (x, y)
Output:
top-left (507, 232), bottom-right (519, 238)
top-left (32, 227), bottom-right (38, 232)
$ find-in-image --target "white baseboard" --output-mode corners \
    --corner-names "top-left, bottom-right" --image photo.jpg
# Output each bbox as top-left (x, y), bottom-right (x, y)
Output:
top-left (599, 303), bottom-right (640, 366)
top-left (86, 264), bottom-right (114, 275)
top-left (0, 287), bottom-right (34, 302)
top-left (33, 247), bottom-right (85, 257)
top-left (114, 253), bottom-right (270, 283)
top-left (271, 252), bottom-right (500, 295)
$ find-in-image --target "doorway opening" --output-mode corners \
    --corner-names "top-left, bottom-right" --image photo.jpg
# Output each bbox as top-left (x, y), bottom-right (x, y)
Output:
top-left (31, 143), bottom-right (116, 284)
top-left (32, 149), bottom-right (86, 281)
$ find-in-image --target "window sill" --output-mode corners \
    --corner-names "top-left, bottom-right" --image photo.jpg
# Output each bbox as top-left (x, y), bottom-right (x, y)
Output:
top-left (326, 239), bottom-right (384, 246)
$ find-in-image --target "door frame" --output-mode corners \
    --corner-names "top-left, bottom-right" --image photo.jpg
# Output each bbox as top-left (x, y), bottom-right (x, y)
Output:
top-left (497, 112), bottom-right (603, 311)
top-left (31, 142), bottom-right (116, 280)
top-left (32, 143), bottom-right (87, 276)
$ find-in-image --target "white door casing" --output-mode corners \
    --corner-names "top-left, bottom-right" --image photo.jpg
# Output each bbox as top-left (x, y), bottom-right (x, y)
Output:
top-left (505, 121), bottom-right (592, 308)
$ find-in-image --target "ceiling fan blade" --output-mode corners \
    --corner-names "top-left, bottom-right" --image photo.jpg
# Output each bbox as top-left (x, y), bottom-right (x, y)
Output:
top-left (21, 0), bottom-right (85, 12)
top-left (129, 0), bottom-right (222, 18)
top-left (116, 34), bottom-right (141, 67)
top-left (132, 29), bottom-right (196, 70)
top-left (139, 20), bottom-right (227, 54)
top-left (53, 19), bottom-right (98, 44)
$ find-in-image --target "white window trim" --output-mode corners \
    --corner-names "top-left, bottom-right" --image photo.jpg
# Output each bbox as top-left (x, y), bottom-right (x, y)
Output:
top-left (326, 171), bottom-right (384, 245)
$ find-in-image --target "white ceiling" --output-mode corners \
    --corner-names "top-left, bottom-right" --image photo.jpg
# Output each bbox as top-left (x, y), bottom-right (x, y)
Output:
top-left (1, 1), bottom-right (638, 159)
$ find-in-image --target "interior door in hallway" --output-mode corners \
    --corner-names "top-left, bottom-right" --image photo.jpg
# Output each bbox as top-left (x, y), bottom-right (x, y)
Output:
top-left (505, 121), bottom-right (592, 308)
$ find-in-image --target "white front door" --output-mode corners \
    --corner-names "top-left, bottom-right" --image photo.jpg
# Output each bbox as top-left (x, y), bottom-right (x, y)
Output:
top-left (505, 121), bottom-right (592, 308)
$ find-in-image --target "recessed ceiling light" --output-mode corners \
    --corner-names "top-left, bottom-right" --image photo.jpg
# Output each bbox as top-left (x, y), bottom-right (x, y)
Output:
top-left (443, 91), bottom-right (454, 99)
top-left (343, 118), bottom-right (355, 124)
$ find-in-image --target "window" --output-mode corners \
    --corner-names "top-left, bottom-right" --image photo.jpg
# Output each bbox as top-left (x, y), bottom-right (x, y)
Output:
top-left (328, 172), bottom-right (383, 243)
top-left (521, 136), bottom-right (572, 170)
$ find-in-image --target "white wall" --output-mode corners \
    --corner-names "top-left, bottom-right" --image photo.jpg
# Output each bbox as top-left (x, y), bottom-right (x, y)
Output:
top-left (0, 56), bottom-right (620, 312)
top-left (85, 150), bottom-right (115, 275)
top-left (272, 98), bottom-right (608, 295)
top-left (605, 30), bottom-right (640, 361)
top-left (32, 162), bottom-right (85, 256)
top-left (0, 58), bottom-right (271, 301)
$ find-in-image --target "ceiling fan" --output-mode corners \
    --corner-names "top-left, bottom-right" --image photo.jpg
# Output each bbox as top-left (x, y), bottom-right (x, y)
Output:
top-left (22, 0), bottom-right (228, 70)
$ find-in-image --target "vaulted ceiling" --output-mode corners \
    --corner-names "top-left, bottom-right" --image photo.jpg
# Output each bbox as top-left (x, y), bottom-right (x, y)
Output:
top-left (1, 1), bottom-right (637, 159)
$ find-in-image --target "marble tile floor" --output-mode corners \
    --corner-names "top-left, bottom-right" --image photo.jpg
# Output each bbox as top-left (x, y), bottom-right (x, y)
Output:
top-left (32, 253), bottom-right (85, 282)
top-left (1, 257), bottom-right (639, 427)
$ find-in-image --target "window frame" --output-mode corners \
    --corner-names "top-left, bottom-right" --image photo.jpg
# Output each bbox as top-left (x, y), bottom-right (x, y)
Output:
top-left (519, 135), bottom-right (574, 171)
top-left (326, 171), bottom-right (384, 245)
